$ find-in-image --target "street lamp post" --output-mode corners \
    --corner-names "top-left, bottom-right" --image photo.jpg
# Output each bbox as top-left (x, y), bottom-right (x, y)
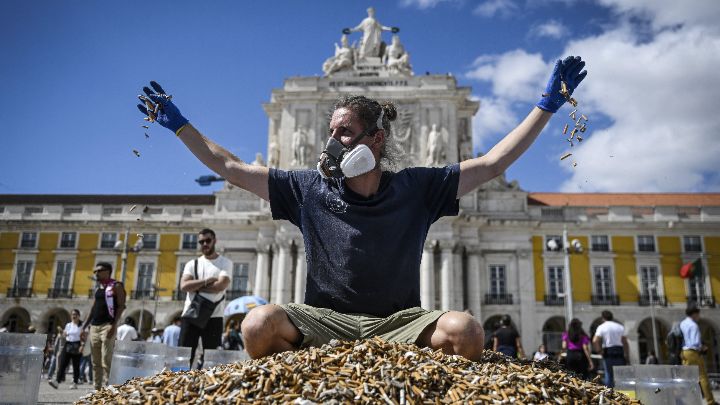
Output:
top-left (548, 225), bottom-right (583, 328)
top-left (649, 282), bottom-right (660, 361)
top-left (114, 229), bottom-right (144, 286)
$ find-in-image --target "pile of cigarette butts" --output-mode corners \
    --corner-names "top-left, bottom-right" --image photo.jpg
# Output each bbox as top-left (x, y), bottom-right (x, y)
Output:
top-left (557, 80), bottom-right (589, 168)
top-left (78, 337), bottom-right (638, 404)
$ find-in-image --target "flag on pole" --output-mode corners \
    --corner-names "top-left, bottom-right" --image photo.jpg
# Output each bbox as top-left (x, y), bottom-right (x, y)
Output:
top-left (680, 258), bottom-right (703, 279)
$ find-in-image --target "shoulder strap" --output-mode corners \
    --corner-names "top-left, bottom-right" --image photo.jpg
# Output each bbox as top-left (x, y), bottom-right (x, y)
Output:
top-left (194, 259), bottom-right (198, 280)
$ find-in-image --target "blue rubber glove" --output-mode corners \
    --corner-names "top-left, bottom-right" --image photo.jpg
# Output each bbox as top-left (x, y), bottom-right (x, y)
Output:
top-left (136, 81), bottom-right (189, 133)
top-left (536, 56), bottom-right (587, 113)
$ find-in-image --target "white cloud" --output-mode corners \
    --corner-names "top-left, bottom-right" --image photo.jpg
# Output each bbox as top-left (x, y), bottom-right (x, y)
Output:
top-left (466, 50), bottom-right (548, 101)
top-left (400, 0), bottom-right (461, 9)
top-left (473, 0), bottom-right (518, 18)
top-left (464, 0), bottom-right (720, 192)
top-left (471, 97), bottom-right (519, 152)
top-left (529, 20), bottom-right (569, 39)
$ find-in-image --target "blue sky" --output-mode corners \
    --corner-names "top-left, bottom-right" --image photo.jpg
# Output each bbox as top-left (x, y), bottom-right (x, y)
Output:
top-left (1, 0), bottom-right (718, 195)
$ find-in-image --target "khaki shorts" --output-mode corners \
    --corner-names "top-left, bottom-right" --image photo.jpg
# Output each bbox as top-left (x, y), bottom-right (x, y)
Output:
top-left (280, 303), bottom-right (447, 349)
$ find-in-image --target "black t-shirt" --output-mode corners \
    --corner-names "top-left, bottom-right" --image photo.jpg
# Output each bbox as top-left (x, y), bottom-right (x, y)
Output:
top-left (90, 285), bottom-right (116, 325)
top-left (493, 327), bottom-right (519, 347)
top-left (269, 164), bottom-right (460, 317)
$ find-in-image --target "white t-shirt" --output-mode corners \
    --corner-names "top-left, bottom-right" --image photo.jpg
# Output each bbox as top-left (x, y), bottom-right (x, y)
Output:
top-left (64, 322), bottom-right (83, 343)
top-left (594, 320), bottom-right (625, 348)
top-left (182, 255), bottom-right (232, 319)
top-left (116, 324), bottom-right (138, 341)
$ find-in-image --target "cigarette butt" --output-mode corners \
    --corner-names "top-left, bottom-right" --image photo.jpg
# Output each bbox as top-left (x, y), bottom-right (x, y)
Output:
top-left (569, 110), bottom-right (577, 120)
top-left (542, 93), bottom-right (550, 97)
top-left (132, 149), bottom-right (141, 157)
top-left (573, 162), bottom-right (578, 167)
top-left (580, 124), bottom-right (587, 132)
top-left (568, 97), bottom-right (578, 107)
top-left (144, 117), bottom-right (151, 121)
top-left (561, 81), bottom-right (568, 94)
top-left (141, 125), bottom-right (149, 129)
top-left (145, 133), bottom-right (150, 139)
top-left (563, 124), bottom-right (568, 134)
top-left (581, 114), bottom-right (588, 121)
top-left (561, 153), bottom-right (572, 160)
top-left (129, 205), bottom-right (137, 213)
top-left (567, 139), bottom-right (574, 147)
top-left (570, 128), bottom-right (577, 139)
top-left (153, 103), bottom-right (159, 115)
top-left (577, 135), bottom-right (583, 142)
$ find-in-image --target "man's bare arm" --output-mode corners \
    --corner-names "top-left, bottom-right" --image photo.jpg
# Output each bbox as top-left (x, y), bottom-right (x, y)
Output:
top-left (180, 273), bottom-right (213, 292)
top-left (457, 107), bottom-right (552, 197)
top-left (177, 124), bottom-right (269, 201)
top-left (199, 275), bottom-right (231, 294)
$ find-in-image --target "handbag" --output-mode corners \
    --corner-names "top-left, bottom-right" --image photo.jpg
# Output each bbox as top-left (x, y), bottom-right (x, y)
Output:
top-left (66, 341), bottom-right (81, 355)
top-left (182, 259), bottom-right (224, 329)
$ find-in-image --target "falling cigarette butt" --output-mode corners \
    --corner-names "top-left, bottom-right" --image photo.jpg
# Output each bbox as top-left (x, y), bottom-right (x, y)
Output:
top-left (144, 117), bottom-right (151, 121)
top-left (573, 162), bottom-right (578, 167)
top-left (570, 128), bottom-right (577, 139)
top-left (561, 152), bottom-right (572, 160)
top-left (569, 110), bottom-right (577, 120)
top-left (133, 149), bottom-right (141, 157)
top-left (129, 205), bottom-right (137, 213)
top-left (577, 135), bottom-right (583, 142)
top-left (142, 125), bottom-right (149, 129)
top-left (145, 133), bottom-right (150, 139)
top-left (581, 114), bottom-right (588, 121)
top-left (563, 124), bottom-right (568, 134)
top-left (568, 98), bottom-right (578, 107)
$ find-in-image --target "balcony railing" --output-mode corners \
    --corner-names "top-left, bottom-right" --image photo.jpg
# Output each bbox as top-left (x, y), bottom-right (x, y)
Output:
top-left (638, 294), bottom-right (667, 306)
top-left (88, 288), bottom-right (97, 298)
top-left (591, 294), bottom-right (620, 306)
top-left (130, 289), bottom-right (157, 300)
top-left (226, 289), bottom-right (251, 301)
top-left (6, 287), bottom-right (32, 298)
top-left (47, 288), bottom-right (73, 299)
top-left (544, 294), bottom-right (565, 306)
top-left (484, 293), bottom-right (514, 305)
top-left (687, 295), bottom-right (716, 308)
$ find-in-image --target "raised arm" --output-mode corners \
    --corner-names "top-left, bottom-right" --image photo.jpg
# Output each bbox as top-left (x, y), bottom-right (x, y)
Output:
top-left (457, 56), bottom-right (587, 198)
top-left (137, 81), bottom-right (269, 201)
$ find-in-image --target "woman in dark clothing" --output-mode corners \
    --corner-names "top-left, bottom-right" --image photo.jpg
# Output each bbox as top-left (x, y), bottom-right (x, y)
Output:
top-left (492, 315), bottom-right (525, 359)
top-left (561, 318), bottom-right (594, 379)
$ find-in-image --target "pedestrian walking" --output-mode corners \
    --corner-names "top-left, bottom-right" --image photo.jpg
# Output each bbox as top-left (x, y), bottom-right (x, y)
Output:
top-left (49, 309), bottom-right (83, 390)
top-left (592, 310), bottom-right (628, 387)
top-left (162, 317), bottom-right (182, 347)
top-left (82, 261), bottom-right (127, 390)
top-left (492, 315), bottom-right (525, 359)
top-left (79, 336), bottom-right (93, 384)
top-left (46, 326), bottom-right (65, 381)
top-left (680, 305), bottom-right (718, 405)
top-left (178, 229), bottom-right (231, 367)
top-left (562, 318), bottom-right (594, 380)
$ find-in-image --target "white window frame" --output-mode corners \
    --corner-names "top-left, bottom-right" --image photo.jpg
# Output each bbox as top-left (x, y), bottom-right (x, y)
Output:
top-left (590, 235), bottom-right (610, 252)
top-left (592, 265), bottom-right (614, 296)
top-left (20, 232), bottom-right (38, 249)
top-left (547, 265), bottom-right (565, 297)
top-left (638, 264), bottom-right (662, 299)
top-left (232, 262), bottom-right (250, 293)
top-left (682, 235), bottom-right (703, 253)
top-left (14, 260), bottom-right (34, 290)
top-left (135, 262), bottom-right (156, 294)
top-left (142, 233), bottom-right (158, 250)
top-left (100, 232), bottom-right (118, 249)
top-left (59, 231), bottom-right (77, 249)
top-left (636, 235), bottom-right (656, 253)
top-left (488, 265), bottom-right (507, 296)
top-left (181, 233), bottom-right (198, 250)
top-left (52, 260), bottom-right (74, 292)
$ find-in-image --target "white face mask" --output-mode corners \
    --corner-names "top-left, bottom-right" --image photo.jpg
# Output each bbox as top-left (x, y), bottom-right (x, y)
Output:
top-left (317, 138), bottom-right (376, 179)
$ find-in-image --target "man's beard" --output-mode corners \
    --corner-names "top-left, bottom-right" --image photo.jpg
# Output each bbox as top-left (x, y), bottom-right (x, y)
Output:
top-left (203, 246), bottom-right (215, 256)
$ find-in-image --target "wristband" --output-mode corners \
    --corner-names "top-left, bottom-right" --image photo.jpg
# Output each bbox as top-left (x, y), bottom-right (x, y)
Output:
top-left (175, 122), bottom-right (190, 137)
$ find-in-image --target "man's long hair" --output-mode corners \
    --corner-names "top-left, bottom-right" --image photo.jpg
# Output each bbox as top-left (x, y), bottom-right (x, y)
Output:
top-left (333, 95), bottom-right (402, 171)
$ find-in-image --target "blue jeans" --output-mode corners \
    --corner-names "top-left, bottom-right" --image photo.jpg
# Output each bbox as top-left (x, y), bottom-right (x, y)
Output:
top-left (602, 347), bottom-right (626, 387)
top-left (497, 345), bottom-right (517, 358)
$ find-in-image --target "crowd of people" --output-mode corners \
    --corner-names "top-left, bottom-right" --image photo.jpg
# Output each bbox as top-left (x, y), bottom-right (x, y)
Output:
top-left (488, 308), bottom-right (717, 404)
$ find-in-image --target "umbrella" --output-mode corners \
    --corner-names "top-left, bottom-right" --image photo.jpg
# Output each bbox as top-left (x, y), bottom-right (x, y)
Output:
top-left (224, 295), bottom-right (268, 317)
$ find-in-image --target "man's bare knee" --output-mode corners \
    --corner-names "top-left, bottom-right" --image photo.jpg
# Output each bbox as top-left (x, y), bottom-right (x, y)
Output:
top-left (241, 304), bottom-right (300, 358)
